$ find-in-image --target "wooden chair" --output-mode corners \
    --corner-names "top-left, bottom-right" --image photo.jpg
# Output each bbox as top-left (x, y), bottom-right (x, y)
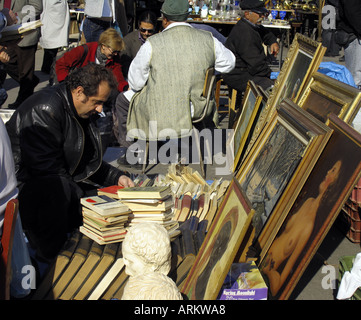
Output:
top-left (0, 198), bottom-right (19, 300)
top-left (228, 88), bottom-right (238, 129)
top-left (191, 67), bottom-right (217, 178)
top-left (141, 67), bottom-right (217, 178)
top-left (215, 76), bottom-right (230, 114)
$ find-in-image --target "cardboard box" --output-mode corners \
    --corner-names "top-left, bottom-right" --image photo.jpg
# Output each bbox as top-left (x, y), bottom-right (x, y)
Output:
top-left (219, 261), bottom-right (268, 300)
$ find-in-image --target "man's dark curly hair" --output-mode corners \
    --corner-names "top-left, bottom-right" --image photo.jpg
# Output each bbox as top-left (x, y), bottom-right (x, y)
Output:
top-left (66, 62), bottom-right (117, 97)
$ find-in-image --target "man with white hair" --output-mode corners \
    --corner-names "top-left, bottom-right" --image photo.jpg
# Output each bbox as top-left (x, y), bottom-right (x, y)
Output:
top-left (222, 0), bottom-right (279, 108)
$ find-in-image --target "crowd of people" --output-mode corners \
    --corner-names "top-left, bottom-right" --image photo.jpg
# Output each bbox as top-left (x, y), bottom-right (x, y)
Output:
top-left (0, 0), bottom-right (360, 299)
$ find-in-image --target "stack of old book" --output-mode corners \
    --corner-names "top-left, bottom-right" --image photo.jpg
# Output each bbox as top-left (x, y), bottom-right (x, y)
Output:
top-left (79, 194), bottom-right (131, 245)
top-left (116, 185), bottom-right (180, 239)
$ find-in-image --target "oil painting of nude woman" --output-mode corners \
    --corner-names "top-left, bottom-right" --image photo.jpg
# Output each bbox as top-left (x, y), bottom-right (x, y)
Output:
top-left (259, 114), bottom-right (361, 300)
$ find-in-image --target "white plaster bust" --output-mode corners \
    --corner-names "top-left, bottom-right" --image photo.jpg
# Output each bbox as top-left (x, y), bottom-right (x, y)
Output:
top-left (122, 222), bottom-right (172, 277)
top-left (122, 271), bottom-right (183, 300)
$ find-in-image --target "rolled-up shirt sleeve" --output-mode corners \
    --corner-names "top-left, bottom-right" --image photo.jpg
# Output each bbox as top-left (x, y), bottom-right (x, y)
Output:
top-left (214, 37), bottom-right (236, 74)
top-left (127, 29), bottom-right (235, 93)
top-left (128, 41), bottom-right (152, 92)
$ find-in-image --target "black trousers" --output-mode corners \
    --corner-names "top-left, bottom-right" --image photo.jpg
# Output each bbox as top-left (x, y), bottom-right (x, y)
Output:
top-left (113, 92), bottom-right (132, 148)
top-left (4, 43), bottom-right (39, 104)
top-left (18, 176), bottom-right (97, 260)
top-left (41, 48), bottom-right (58, 74)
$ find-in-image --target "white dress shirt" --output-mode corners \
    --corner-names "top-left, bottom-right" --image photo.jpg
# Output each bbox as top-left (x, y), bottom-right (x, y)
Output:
top-left (124, 22), bottom-right (235, 102)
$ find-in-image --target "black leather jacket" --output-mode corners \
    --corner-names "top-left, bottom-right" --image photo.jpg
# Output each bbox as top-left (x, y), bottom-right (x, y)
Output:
top-left (223, 18), bottom-right (277, 92)
top-left (6, 83), bottom-right (126, 186)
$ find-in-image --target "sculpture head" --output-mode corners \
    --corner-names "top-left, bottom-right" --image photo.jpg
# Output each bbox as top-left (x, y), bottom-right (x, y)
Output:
top-left (122, 222), bottom-right (171, 277)
top-left (122, 272), bottom-right (182, 300)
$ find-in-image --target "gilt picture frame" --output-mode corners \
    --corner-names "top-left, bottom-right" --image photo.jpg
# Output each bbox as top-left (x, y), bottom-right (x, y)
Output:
top-left (296, 72), bottom-right (361, 124)
top-left (265, 33), bottom-right (326, 123)
top-left (226, 81), bottom-right (264, 172)
top-left (180, 178), bottom-right (254, 300)
top-left (258, 114), bottom-right (361, 300)
top-left (236, 98), bottom-right (332, 245)
top-left (243, 85), bottom-right (270, 160)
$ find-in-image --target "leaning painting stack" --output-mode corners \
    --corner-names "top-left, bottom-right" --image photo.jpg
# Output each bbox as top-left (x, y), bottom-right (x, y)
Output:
top-left (29, 31), bottom-right (361, 300)
top-left (213, 33), bottom-right (361, 300)
top-left (80, 195), bottom-right (131, 244)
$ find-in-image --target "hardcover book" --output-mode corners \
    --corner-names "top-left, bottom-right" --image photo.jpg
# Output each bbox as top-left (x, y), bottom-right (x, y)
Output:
top-left (58, 241), bottom-right (104, 300)
top-left (117, 185), bottom-right (171, 199)
top-left (79, 226), bottom-right (127, 245)
top-left (80, 195), bottom-right (131, 216)
top-left (0, 20), bottom-right (42, 42)
top-left (73, 243), bottom-right (120, 299)
top-left (97, 185), bottom-right (124, 199)
top-left (120, 196), bottom-right (174, 212)
top-left (45, 235), bottom-right (93, 300)
top-left (82, 207), bottom-right (129, 226)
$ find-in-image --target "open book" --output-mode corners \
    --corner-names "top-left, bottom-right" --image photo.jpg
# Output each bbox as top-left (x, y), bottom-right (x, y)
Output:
top-left (0, 20), bottom-right (42, 41)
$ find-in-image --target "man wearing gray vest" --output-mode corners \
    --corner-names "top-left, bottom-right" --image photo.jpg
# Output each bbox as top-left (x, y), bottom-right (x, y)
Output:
top-left (114, 0), bottom-right (235, 167)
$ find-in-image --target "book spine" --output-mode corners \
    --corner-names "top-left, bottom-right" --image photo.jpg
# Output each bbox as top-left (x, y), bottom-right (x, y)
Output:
top-left (194, 230), bottom-right (206, 253)
top-left (181, 229), bottom-right (197, 256)
top-left (74, 235), bottom-right (94, 257)
top-left (59, 230), bottom-right (83, 259)
top-left (89, 241), bottom-right (104, 257)
top-left (171, 238), bottom-right (183, 260)
top-left (103, 242), bottom-right (121, 258)
top-left (189, 216), bottom-right (199, 233)
top-left (197, 219), bottom-right (208, 233)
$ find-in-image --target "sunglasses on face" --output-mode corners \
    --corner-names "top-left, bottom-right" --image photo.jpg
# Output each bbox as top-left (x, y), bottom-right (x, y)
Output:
top-left (139, 28), bottom-right (155, 34)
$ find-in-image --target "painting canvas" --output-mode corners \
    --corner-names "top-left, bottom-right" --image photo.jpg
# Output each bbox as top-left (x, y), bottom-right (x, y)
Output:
top-left (297, 72), bottom-right (361, 124)
top-left (226, 81), bottom-right (263, 172)
top-left (236, 99), bottom-right (332, 242)
top-left (265, 33), bottom-right (326, 123)
top-left (243, 86), bottom-right (270, 162)
top-left (180, 178), bottom-right (254, 300)
top-left (259, 113), bottom-right (361, 300)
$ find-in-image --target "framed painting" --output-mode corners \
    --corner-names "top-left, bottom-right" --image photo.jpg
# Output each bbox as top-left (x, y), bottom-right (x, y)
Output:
top-left (236, 98), bottom-right (332, 243)
top-left (226, 81), bottom-right (264, 172)
top-left (258, 113), bottom-right (361, 300)
top-left (257, 85), bottom-right (270, 101)
top-left (243, 85), bottom-right (270, 161)
top-left (180, 178), bottom-right (255, 300)
top-left (265, 33), bottom-right (326, 123)
top-left (296, 72), bottom-right (361, 124)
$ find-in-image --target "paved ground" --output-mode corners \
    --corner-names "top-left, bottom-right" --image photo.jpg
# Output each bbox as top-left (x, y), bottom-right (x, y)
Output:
top-left (1, 39), bottom-right (360, 300)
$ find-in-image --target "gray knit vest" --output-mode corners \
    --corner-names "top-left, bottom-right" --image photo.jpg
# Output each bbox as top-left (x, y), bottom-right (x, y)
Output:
top-left (127, 25), bottom-right (216, 141)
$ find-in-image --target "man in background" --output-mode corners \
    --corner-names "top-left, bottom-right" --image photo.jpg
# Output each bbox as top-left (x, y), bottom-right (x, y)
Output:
top-left (222, 0), bottom-right (279, 108)
top-left (0, 0), bottom-right (43, 109)
top-left (114, 0), bottom-right (235, 166)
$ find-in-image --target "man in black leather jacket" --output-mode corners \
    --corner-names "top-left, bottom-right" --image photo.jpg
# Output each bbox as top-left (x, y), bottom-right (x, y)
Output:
top-left (6, 63), bottom-right (134, 260)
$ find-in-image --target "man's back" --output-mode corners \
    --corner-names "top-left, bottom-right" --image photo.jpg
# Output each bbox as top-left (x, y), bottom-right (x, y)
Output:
top-left (127, 25), bottom-right (217, 140)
